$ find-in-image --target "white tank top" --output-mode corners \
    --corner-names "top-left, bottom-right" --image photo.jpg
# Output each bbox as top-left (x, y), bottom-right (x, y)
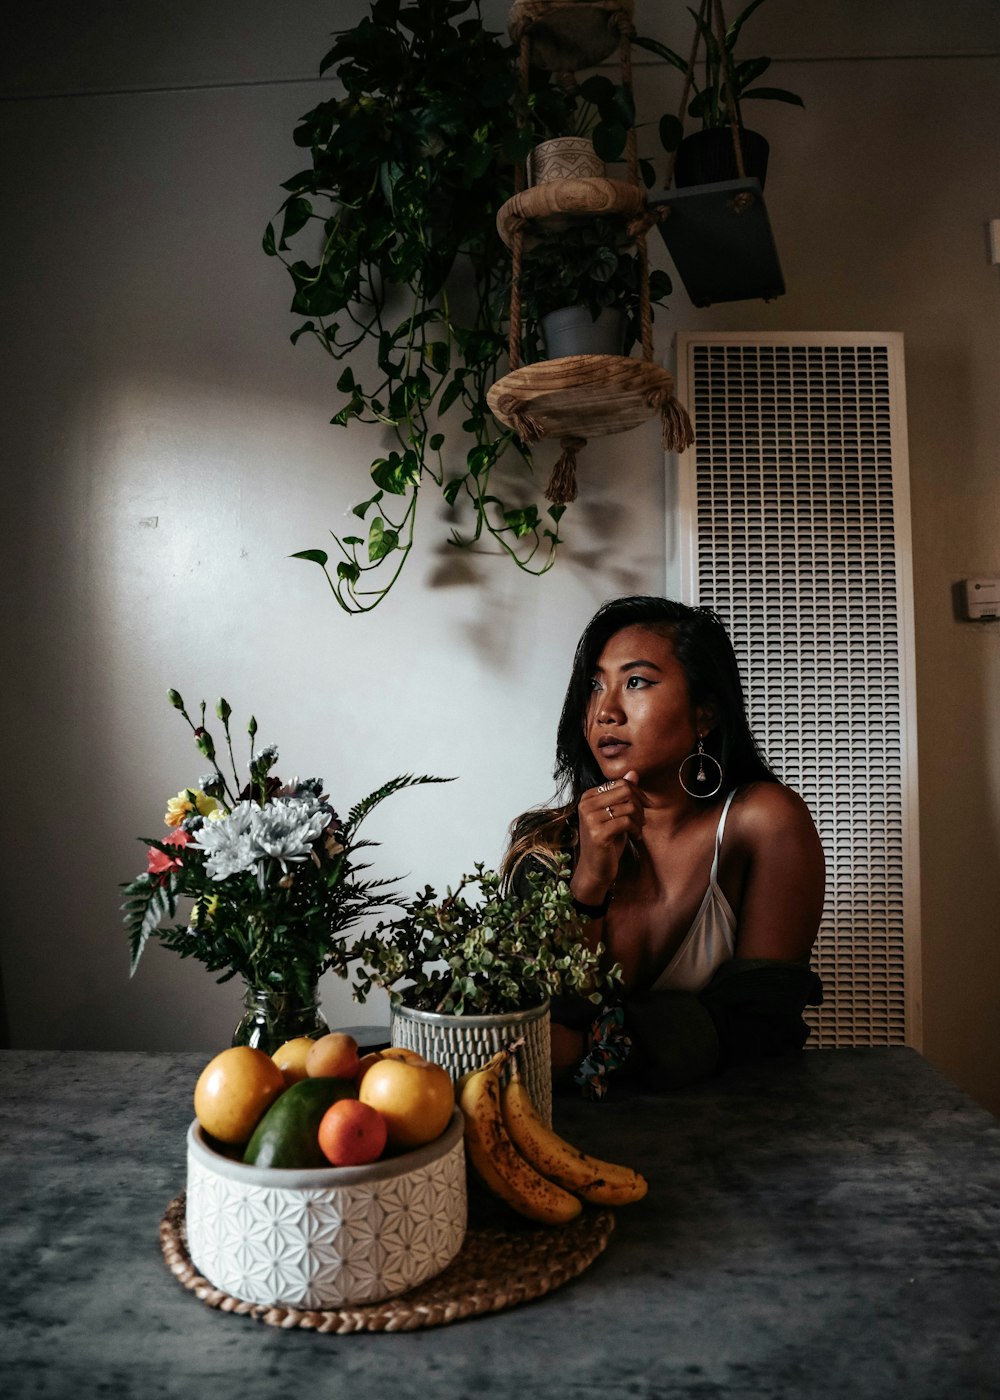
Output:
top-left (650, 789), bottom-right (737, 993)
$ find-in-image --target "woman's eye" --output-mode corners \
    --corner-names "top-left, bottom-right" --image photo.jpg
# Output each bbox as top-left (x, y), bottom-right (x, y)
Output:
top-left (589, 676), bottom-right (603, 692)
top-left (625, 675), bottom-right (651, 689)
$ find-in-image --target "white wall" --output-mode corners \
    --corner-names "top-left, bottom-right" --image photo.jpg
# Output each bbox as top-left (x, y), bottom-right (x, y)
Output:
top-left (2, 2), bottom-right (999, 1112)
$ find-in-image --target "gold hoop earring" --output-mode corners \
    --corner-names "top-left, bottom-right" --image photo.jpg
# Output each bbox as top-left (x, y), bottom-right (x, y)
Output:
top-left (678, 738), bottom-right (723, 798)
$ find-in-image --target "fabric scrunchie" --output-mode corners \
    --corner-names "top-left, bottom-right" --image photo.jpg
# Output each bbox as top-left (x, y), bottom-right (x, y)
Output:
top-left (574, 1005), bottom-right (632, 1100)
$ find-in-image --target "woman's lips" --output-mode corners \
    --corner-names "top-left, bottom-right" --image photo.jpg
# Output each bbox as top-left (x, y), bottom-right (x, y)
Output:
top-left (598, 739), bottom-right (630, 757)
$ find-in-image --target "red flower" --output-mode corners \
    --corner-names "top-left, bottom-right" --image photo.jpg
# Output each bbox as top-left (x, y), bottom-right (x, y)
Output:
top-left (147, 828), bottom-right (191, 882)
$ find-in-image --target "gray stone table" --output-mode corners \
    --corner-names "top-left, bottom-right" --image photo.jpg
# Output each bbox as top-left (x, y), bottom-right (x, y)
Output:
top-left (2, 1048), bottom-right (998, 1399)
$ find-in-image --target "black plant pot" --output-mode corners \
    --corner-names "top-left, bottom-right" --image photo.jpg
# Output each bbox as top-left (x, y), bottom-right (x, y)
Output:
top-left (674, 128), bottom-right (769, 189)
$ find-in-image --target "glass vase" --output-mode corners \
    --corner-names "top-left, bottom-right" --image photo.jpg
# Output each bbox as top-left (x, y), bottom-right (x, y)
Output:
top-left (232, 984), bottom-right (328, 1055)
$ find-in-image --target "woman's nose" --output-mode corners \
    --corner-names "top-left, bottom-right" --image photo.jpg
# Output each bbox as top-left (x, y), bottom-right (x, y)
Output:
top-left (596, 693), bottom-right (624, 723)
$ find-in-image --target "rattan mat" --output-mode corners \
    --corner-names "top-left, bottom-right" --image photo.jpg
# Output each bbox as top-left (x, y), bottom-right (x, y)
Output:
top-left (160, 1192), bottom-right (615, 1333)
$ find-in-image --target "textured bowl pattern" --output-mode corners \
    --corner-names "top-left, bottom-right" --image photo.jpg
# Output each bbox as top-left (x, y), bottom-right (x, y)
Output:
top-left (185, 1110), bottom-right (466, 1309)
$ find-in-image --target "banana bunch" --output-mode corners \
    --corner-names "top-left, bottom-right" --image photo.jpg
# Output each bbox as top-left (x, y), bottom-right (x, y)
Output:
top-left (458, 1049), bottom-right (647, 1226)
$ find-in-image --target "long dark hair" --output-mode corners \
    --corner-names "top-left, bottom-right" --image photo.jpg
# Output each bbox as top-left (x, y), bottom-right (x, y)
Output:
top-left (503, 595), bottom-right (777, 880)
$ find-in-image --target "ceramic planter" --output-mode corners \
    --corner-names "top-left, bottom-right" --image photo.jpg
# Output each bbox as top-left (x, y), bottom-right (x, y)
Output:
top-left (529, 136), bottom-right (605, 185)
top-left (185, 1109), bottom-right (466, 1309)
top-left (540, 305), bottom-right (626, 359)
top-left (391, 1001), bottom-right (552, 1126)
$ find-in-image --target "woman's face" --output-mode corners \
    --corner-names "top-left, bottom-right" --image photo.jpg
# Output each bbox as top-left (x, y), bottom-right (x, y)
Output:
top-left (585, 624), bottom-right (710, 787)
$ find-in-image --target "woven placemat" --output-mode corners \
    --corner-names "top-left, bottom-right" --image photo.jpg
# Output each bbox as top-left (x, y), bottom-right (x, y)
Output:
top-left (160, 1192), bottom-right (614, 1333)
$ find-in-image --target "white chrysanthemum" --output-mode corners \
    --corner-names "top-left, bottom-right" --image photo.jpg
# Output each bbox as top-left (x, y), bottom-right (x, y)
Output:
top-left (190, 801), bottom-right (256, 879)
top-left (248, 797), bottom-right (328, 871)
top-left (191, 796), bottom-right (329, 883)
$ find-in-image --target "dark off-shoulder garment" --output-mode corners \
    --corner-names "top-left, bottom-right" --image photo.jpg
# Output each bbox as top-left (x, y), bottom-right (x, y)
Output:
top-left (513, 857), bottom-right (823, 1091)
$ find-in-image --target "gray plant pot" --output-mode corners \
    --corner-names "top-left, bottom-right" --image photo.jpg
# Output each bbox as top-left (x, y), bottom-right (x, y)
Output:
top-left (541, 305), bottom-right (625, 359)
top-left (390, 1001), bottom-right (552, 1127)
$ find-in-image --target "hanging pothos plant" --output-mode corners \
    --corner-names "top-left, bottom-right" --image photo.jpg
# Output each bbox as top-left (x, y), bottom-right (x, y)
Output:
top-left (265, 0), bottom-right (571, 613)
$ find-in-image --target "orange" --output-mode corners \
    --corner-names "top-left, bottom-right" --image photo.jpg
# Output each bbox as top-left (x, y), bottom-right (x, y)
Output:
top-left (317, 1098), bottom-right (388, 1166)
top-left (193, 1046), bottom-right (286, 1145)
top-left (271, 1036), bottom-right (316, 1085)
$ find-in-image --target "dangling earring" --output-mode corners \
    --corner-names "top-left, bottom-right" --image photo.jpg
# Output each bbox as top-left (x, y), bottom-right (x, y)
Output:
top-left (678, 735), bottom-right (724, 798)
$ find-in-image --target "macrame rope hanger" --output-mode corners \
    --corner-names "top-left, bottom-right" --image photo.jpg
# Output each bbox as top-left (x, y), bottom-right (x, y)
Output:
top-left (662, 0), bottom-right (747, 193)
top-left (504, 5), bottom-right (692, 507)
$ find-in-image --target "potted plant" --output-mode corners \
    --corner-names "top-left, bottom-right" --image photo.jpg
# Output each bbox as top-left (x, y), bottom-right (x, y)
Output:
top-left (266, 0), bottom-right (581, 613)
top-left (526, 71), bottom-right (635, 184)
top-left (519, 216), bottom-right (672, 359)
top-left (351, 861), bottom-right (621, 1124)
top-left (634, 0), bottom-right (804, 189)
top-left (121, 688), bottom-right (450, 1053)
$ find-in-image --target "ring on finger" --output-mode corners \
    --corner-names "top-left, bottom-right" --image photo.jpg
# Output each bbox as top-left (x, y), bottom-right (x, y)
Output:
top-left (597, 781), bottom-right (614, 793)
top-left (605, 806), bottom-right (615, 819)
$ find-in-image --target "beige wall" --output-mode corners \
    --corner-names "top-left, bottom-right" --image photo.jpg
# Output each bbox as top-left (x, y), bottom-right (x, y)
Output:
top-left (2, 2), bottom-right (998, 1112)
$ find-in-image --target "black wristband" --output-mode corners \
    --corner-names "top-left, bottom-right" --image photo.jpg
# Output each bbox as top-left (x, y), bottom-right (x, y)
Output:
top-left (571, 892), bottom-right (612, 919)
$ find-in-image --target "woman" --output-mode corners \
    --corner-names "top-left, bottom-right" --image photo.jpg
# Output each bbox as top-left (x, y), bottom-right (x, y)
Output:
top-left (504, 596), bottom-right (825, 1095)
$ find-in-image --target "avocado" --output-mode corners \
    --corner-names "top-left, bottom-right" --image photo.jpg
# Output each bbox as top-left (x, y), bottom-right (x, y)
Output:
top-left (243, 1076), bottom-right (357, 1169)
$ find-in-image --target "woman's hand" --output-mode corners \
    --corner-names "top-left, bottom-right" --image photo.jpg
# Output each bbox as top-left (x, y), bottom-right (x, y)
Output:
top-left (572, 770), bottom-right (645, 906)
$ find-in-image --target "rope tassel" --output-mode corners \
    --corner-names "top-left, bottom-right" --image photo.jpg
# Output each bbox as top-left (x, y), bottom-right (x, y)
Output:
top-left (646, 390), bottom-right (695, 453)
top-left (661, 398), bottom-right (695, 453)
top-left (545, 436), bottom-right (587, 504)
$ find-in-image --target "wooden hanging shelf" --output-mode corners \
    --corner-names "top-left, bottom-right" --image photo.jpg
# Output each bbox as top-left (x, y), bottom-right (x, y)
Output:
top-left (488, 355), bottom-right (675, 441)
top-left (508, 1), bottom-right (634, 71)
top-left (497, 178), bottom-right (646, 249)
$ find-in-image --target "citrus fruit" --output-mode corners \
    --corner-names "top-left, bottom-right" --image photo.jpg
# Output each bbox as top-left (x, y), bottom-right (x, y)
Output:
top-left (194, 1046), bottom-right (286, 1145)
top-left (317, 1098), bottom-right (388, 1166)
top-left (272, 1036), bottom-right (316, 1085)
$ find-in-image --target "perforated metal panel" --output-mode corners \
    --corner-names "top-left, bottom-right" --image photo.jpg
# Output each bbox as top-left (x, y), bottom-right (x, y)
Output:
top-left (674, 332), bottom-right (921, 1048)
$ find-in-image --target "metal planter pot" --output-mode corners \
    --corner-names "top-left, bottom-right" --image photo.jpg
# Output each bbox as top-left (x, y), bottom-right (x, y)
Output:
top-left (540, 305), bottom-right (625, 359)
top-left (391, 1001), bottom-right (552, 1127)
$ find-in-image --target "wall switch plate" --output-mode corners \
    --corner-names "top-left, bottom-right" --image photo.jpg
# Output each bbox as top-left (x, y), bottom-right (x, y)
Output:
top-left (962, 576), bottom-right (1000, 620)
top-left (990, 219), bottom-right (1000, 265)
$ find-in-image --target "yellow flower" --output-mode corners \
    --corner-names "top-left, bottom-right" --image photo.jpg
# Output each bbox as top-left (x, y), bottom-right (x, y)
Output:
top-left (164, 787), bottom-right (224, 827)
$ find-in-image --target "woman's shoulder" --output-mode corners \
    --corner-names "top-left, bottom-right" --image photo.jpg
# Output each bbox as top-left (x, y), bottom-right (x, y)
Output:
top-left (726, 781), bottom-right (820, 846)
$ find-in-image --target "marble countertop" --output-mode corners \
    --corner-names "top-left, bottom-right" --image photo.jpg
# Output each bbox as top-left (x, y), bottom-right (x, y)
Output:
top-left (2, 1047), bottom-right (998, 1399)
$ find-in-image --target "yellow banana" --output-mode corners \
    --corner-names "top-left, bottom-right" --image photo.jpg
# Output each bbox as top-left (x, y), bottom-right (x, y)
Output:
top-left (501, 1068), bottom-right (648, 1207)
top-left (459, 1052), bottom-right (582, 1226)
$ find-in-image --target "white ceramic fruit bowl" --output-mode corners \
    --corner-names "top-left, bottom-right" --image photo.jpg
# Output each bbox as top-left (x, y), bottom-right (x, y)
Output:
top-left (185, 1108), bottom-right (467, 1310)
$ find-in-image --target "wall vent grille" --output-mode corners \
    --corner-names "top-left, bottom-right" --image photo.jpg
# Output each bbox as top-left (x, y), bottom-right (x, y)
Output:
top-left (674, 333), bottom-right (920, 1048)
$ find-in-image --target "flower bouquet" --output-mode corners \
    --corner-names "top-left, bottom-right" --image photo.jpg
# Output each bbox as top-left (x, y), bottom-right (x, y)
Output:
top-left (122, 689), bottom-right (449, 1051)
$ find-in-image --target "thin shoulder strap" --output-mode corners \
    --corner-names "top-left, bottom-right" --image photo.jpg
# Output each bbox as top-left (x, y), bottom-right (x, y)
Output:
top-left (709, 789), bottom-right (738, 881)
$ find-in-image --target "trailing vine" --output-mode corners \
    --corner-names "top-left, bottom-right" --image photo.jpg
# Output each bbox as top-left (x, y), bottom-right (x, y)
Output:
top-left (265, 0), bottom-right (567, 613)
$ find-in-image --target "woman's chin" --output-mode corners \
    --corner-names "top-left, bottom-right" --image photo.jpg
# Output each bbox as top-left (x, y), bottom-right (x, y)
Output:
top-left (595, 753), bottom-right (633, 780)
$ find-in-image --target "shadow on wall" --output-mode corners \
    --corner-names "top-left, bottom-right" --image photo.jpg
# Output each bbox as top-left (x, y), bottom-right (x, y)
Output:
top-left (0, 960), bottom-right (9, 1048)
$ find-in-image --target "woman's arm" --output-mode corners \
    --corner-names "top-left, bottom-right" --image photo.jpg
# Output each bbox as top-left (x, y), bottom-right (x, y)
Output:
top-left (727, 783), bottom-right (826, 961)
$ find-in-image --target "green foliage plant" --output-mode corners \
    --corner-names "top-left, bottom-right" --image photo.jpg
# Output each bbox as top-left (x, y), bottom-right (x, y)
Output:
top-left (633, 0), bottom-right (804, 166)
top-left (528, 71), bottom-right (636, 162)
top-left (519, 217), bottom-right (671, 359)
top-left (265, 0), bottom-right (570, 613)
top-left (351, 860), bottom-right (622, 1016)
